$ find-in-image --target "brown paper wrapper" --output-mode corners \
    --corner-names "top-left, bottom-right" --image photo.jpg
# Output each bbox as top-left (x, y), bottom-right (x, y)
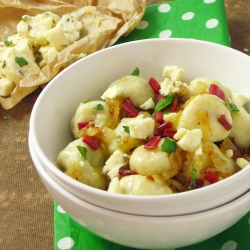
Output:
top-left (0, 0), bottom-right (146, 109)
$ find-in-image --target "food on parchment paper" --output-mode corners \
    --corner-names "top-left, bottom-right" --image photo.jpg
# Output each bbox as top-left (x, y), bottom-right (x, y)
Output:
top-left (0, 0), bottom-right (146, 109)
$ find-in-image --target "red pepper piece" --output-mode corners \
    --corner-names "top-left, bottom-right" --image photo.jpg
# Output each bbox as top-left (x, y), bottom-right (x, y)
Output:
top-left (144, 136), bottom-right (161, 149)
top-left (186, 178), bottom-right (204, 188)
top-left (156, 95), bottom-right (165, 102)
top-left (118, 169), bottom-right (137, 176)
top-left (164, 129), bottom-right (177, 139)
top-left (209, 84), bottom-right (226, 101)
top-left (77, 120), bottom-right (92, 130)
top-left (157, 121), bottom-right (172, 132)
top-left (82, 135), bottom-right (100, 151)
top-left (155, 111), bottom-right (164, 124)
top-left (170, 96), bottom-right (178, 112)
top-left (149, 77), bottom-right (161, 94)
top-left (218, 115), bottom-right (232, 131)
top-left (204, 170), bottom-right (219, 184)
top-left (121, 98), bottom-right (139, 117)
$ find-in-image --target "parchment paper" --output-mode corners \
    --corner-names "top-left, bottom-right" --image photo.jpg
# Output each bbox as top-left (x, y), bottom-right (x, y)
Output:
top-left (0, 0), bottom-right (146, 109)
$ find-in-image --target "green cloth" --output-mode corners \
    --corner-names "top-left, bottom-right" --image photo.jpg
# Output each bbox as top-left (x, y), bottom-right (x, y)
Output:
top-left (54, 1), bottom-right (249, 249)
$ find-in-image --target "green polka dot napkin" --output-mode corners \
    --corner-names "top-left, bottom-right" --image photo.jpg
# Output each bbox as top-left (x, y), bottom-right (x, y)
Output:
top-left (54, 0), bottom-right (250, 249)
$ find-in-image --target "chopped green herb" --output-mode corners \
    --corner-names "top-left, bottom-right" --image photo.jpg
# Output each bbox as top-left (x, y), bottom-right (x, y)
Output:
top-left (4, 40), bottom-right (12, 47)
top-left (161, 137), bottom-right (177, 153)
top-left (188, 164), bottom-right (197, 191)
top-left (123, 126), bottom-right (130, 134)
top-left (2, 60), bottom-right (6, 69)
top-left (3, 114), bottom-right (11, 120)
top-left (84, 98), bottom-right (93, 103)
top-left (130, 67), bottom-right (139, 76)
top-left (22, 16), bottom-right (28, 21)
top-left (154, 93), bottom-right (174, 113)
top-left (94, 104), bottom-right (104, 111)
top-left (15, 57), bottom-right (28, 67)
top-left (226, 102), bottom-right (239, 112)
top-left (77, 145), bottom-right (87, 159)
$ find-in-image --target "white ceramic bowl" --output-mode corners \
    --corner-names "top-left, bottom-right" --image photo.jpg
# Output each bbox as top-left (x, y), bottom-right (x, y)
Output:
top-left (29, 136), bottom-right (250, 249)
top-left (29, 38), bottom-right (250, 216)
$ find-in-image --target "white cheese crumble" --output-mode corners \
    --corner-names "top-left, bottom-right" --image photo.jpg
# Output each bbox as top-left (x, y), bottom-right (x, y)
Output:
top-left (128, 114), bottom-right (155, 139)
top-left (102, 150), bottom-right (128, 179)
top-left (160, 78), bottom-right (187, 95)
top-left (162, 65), bottom-right (185, 81)
top-left (174, 128), bottom-right (203, 155)
top-left (139, 98), bottom-right (155, 110)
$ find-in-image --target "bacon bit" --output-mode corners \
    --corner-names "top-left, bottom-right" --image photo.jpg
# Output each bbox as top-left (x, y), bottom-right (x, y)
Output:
top-left (163, 129), bottom-right (177, 139)
top-left (170, 96), bottom-right (178, 112)
top-left (82, 135), bottom-right (100, 151)
top-left (144, 136), bottom-right (161, 149)
top-left (149, 77), bottom-right (161, 94)
top-left (146, 175), bottom-right (155, 181)
top-left (209, 84), bottom-right (226, 101)
top-left (155, 111), bottom-right (164, 124)
top-left (204, 170), bottom-right (219, 184)
top-left (77, 120), bottom-right (92, 130)
top-left (118, 169), bottom-right (137, 176)
top-left (186, 178), bottom-right (204, 188)
top-left (157, 121), bottom-right (172, 132)
top-left (218, 115), bottom-right (232, 131)
top-left (121, 98), bottom-right (139, 117)
top-left (156, 95), bottom-right (165, 102)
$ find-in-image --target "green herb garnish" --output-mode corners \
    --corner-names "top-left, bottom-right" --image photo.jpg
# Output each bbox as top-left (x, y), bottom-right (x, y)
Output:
top-left (154, 93), bottom-right (174, 113)
top-left (226, 102), bottom-right (239, 112)
top-left (84, 98), bottom-right (93, 103)
top-left (4, 40), bottom-right (12, 47)
top-left (3, 114), bottom-right (11, 120)
top-left (161, 137), bottom-right (177, 153)
top-left (123, 126), bottom-right (130, 134)
top-left (77, 146), bottom-right (87, 159)
top-left (188, 164), bottom-right (197, 191)
top-left (94, 104), bottom-right (104, 111)
top-left (22, 16), bottom-right (28, 21)
top-left (2, 60), bottom-right (6, 69)
top-left (130, 67), bottom-right (139, 76)
top-left (15, 57), bottom-right (28, 67)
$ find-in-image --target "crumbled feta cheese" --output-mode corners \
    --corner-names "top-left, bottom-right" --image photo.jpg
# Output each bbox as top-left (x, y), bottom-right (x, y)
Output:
top-left (236, 158), bottom-right (250, 169)
top-left (174, 128), bottom-right (203, 155)
top-left (140, 98), bottom-right (155, 110)
top-left (160, 78), bottom-right (187, 95)
top-left (102, 150), bottom-right (128, 179)
top-left (162, 65), bottom-right (185, 81)
top-left (128, 114), bottom-right (155, 139)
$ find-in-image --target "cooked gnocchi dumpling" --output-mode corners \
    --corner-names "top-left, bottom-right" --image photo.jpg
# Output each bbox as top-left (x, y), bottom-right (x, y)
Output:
top-left (57, 65), bottom-right (250, 196)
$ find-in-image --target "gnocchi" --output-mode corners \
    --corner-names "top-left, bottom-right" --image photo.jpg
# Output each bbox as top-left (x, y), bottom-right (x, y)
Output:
top-left (57, 66), bottom-right (250, 195)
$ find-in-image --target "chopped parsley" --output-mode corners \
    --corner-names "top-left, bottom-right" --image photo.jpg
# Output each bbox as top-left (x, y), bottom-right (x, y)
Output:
top-left (94, 104), bottom-right (104, 111)
top-left (226, 102), bottom-right (239, 112)
top-left (161, 137), bottom-right (177, 153)
top-left (4, 40), bottom-right (12, 47)
top-left (154, 93), bottom-right (174, 113)
top-left (130, 67), bottom-right (140, 76)
top-left (2, 60), bottom-right (6, 69)
top-left (15, 57), bottom-right (28, 67)
top-left (22, 16), bottom-right (28, 21)
top-left (3, 114), bottom-right (11, 120)
top-left (188, 164), bottom-right (197, 191)
top-left (123, 126), bottom-right (130, 134)
top-left (77, 145), bottom-right (87, 159)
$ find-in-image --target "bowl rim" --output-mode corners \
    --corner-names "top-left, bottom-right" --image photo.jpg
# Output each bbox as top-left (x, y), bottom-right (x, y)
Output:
top-left (29, 37), bottom-right (250, 202)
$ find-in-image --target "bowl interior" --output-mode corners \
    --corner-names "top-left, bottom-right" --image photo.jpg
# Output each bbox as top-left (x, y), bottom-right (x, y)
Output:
top-left (29, 38), bottom-right (250, 215)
